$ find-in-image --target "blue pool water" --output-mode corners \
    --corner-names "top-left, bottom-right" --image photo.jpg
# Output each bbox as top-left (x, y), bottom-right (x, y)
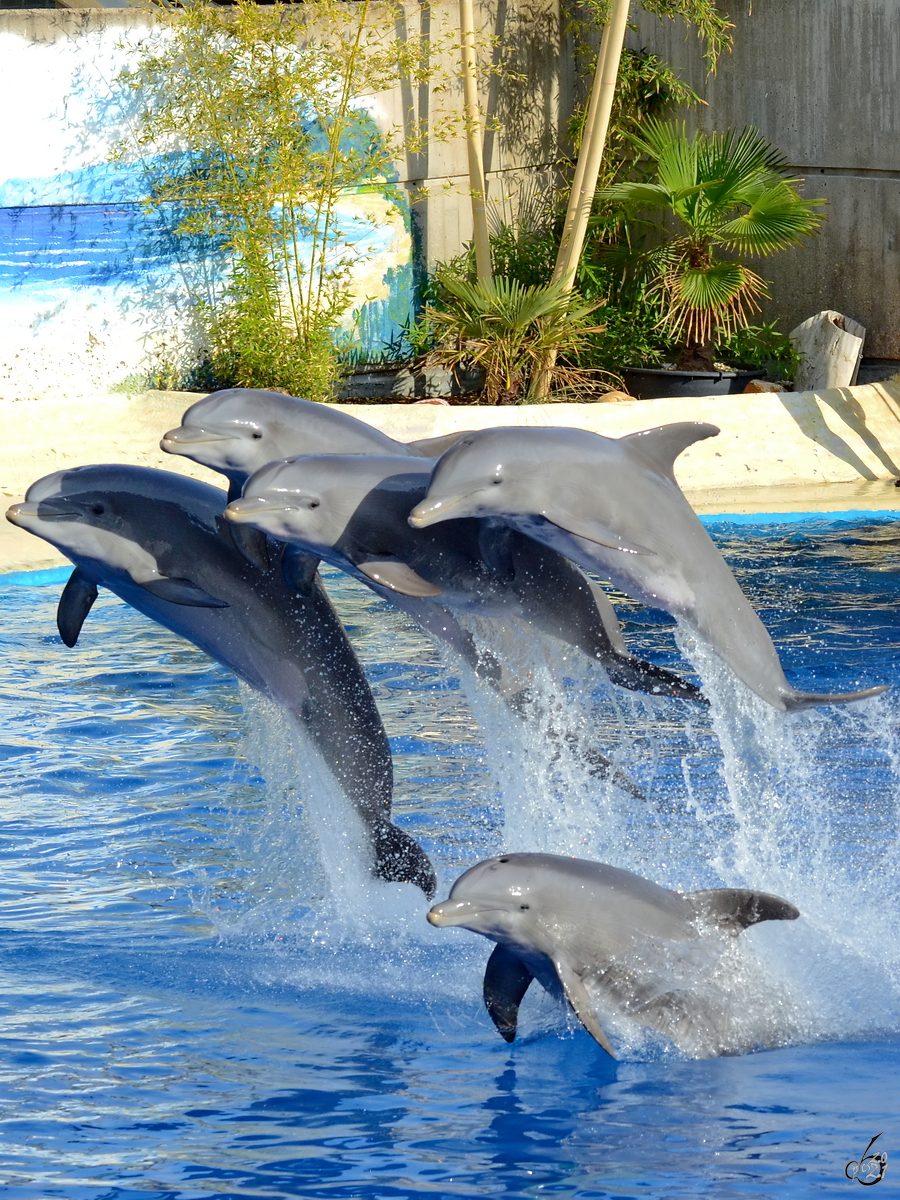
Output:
top-left (1, 518), bottom-right (899, 1198)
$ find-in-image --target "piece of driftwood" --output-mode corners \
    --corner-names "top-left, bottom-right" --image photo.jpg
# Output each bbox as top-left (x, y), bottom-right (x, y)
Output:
top-left (790, 310), bottom-right (865, 391)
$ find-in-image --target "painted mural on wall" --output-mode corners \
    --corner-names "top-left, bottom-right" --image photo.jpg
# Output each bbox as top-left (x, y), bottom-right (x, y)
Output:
top-left (0, 16), bottom-right (414, 401)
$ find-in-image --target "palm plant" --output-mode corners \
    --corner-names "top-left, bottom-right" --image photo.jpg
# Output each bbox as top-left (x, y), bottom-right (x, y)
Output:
top-left (598, 120), bottom-right (825, 371)
top-left (425, 275), bottom-right (605, 405)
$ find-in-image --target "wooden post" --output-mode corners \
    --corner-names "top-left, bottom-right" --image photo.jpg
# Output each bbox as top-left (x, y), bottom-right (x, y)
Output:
top-left (459, 0), bottom-right (493, 284)
top-left (527, 0), bottom-right (629, 400)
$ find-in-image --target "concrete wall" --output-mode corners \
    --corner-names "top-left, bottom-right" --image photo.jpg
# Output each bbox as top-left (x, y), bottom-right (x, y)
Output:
top-left (630, 0), bottom-right (900, 358)
top-left (0, 4), bottom-right (571, 400)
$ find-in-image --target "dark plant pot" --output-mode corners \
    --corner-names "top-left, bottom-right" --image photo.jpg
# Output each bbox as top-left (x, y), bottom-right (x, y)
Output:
top-left (337, 364), bottom-right (484, 402)
top-left (622, 366), bottom-right (766, 400)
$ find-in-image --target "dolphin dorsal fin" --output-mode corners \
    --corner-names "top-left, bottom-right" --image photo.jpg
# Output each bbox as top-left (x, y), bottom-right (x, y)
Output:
top-left (57, 567), bottom-right (99, 647)
top-left (358, 559), bottom-right (443, 597)
top-left (620, 423), bottom-right (720, 480)
top-left (685, 888), bottom-right (800, 933)
top-left (483, 944), bottom-right (534, 1042)
top-left (407, 431), bottom-right (477, 458)
top-left (554, 958), bottom-right (616, 1057)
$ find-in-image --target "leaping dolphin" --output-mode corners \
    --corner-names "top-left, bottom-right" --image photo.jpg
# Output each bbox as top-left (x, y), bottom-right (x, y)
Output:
top-left (160, 388), bottom-right (474, 500)
top-left (409, 424), bottom-right (889, 712)
top-left (7, 465), bottom-right (436, 898)
top-left (427, 852), bottom-right (800, 1057)
top-left (225, 453), bottom-right (704, 704)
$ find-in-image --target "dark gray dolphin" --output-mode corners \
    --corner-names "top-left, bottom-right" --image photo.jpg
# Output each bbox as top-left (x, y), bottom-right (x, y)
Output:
top-left (224, 453), bottom-right (704, 704)
top-left (160, 388), bottom-right (474, 500)
top-left (427, 852), bottom-right (800, 1056)
top-left (409, 424), bottom-right (889, 712)
top-left (6, 465), bottom-right (436, 897)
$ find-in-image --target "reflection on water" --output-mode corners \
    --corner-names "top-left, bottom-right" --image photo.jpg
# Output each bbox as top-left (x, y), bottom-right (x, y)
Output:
top-left (0, 523), bottom-right (898, 1197)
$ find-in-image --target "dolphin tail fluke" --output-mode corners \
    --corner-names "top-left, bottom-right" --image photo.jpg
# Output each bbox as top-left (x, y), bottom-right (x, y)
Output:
top-left (57, 567), bottom-right (99, 647)
top-left (604, 655), bottom-right (707, 704)
top-left (781, 683), bottom-right (889, 712)
top-left (483, 944), bottom-right (534, 1042)
top-left (371, 819), bottom-right (437, 899)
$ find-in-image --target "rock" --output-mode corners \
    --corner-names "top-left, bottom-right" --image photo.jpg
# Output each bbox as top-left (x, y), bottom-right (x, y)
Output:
top-left (413, 397), bottom-right (451, 405)
top-left (743, 379), bottom-right (786, 394)
top-left (600, 389), bottom-right (634, 402)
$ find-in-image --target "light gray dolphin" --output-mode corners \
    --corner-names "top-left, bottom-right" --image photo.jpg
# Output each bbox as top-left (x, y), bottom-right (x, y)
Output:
top-left (224, 453), bottom-right (704, 705)
top-left (427, 852), bottom-right (800, 1056)
top-left (160, 388), bottom-right (473, 500)
top-left (6, 465), bottom-right (436, 898)
top-left (409, 424), bottom-right (889, 712)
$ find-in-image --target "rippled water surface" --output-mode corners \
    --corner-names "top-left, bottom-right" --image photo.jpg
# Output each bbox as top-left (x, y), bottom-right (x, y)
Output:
top-left (1, 518), bottom-right (899, 1198)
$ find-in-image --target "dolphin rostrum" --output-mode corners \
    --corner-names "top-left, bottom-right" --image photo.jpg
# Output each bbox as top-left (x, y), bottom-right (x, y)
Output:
top-left (225, 453), bottom-right (705, 705)
top-left (7, 465), bottom-right (436, 897)
top-left (409, 424), bottom-right (889, 712)
top-left (160, 387), bottom-right (474, 501)
top-left (427, 852), bottom-right (800, 1056)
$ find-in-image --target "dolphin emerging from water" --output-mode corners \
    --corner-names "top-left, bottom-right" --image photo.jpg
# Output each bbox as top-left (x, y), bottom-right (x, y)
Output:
top-left (409, 424), bottom-right (889, 712)
top-left (225, 453), bottom-right (704, 704)
top-left (160, 388), bottom-right (473, 500)
top-left (7, 465), bottom-right (436, 897)
top-left (427, 852), bottom-right (800, 1056)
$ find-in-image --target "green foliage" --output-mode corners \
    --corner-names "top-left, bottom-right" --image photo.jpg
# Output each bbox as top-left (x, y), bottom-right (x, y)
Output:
top-left (716, 321), bottom-right (801, 381)
top-left (596, 119), bottom-right (825, 369)
top-left (114, 0), bottom-right (453, 399)
top-left (572, 0), bottom-right (732, 74)
top-left (424, 275), bottom-right (606, 404)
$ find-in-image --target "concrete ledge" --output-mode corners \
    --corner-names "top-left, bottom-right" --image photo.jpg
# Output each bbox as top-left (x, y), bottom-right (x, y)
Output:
top-left (3, 380), bottom-right (900, 572)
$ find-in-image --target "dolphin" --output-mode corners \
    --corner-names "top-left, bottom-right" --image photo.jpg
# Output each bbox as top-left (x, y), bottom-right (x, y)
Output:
top-left (6, 465), bottom-right (436, 898)
top-left (224, 453), bottom-right (704, 704)
top-left (409, 424), bottom-right (889, 712)
top-left (160, 388), bottom-right (474, 500)
top-left (427, 852), bottom-right (800, 1056)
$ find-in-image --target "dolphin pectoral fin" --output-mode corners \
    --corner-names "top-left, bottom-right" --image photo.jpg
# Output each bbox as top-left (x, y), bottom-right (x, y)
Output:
top-left (545, 514), bottom-right (652, 557)
top-left (370, 818), bottom-right (437, 898)
top-left (780, 683), bottom-right (889, 712)
top-left (56, 567), bottom-right (99, 647)
top-left (281, 544), bottom-right (320, 595)
top-left (554, 960), bottom-right (616, 1057)
top-left (588, 581), bottom-right (627, 655)
top-left (603, 654), bottom-right (708, 703)
top-left (225, 520), bottom-right (271, 571)
top-left (620, 422), bottom-right (719, 480)
top-left (407, 430), bottom-right (477, 458)
top-left (138, 577), bottom-right (230, 607)
top-left (483, 945), bottom-right (534, 1043)
top-left (358, 560), bottom-right (443, 597)
top-left (564, 734), bottom-right (646, 800)
top-left (477, 523), bottom-right (516, 581)
top-left (685, 888), bottom-right (800, 932)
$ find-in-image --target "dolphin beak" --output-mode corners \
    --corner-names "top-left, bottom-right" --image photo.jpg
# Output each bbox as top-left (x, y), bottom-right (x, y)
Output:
top-left (224, 497), bottom-right (270, 524)
top-left (5, 501), bottom-right (35, 527)
top-left (409, 494), bottom-right (470, 528)
top-left (160, 426), bottom-right (227, 453)
top-left (427, 899), bottom-right (498, 927)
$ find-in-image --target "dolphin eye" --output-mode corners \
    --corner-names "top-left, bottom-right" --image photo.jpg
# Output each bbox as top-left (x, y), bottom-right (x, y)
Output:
top-left (308, 500), bottom-right (320, 509)
top-left (251, 431), bottom-right (263, 439)
top-left (91, 503), bottom-right (105, 516)
top-left (492, 477), bottom-right (503, 485)
top-left (519, 903), bottom-right (530, 910)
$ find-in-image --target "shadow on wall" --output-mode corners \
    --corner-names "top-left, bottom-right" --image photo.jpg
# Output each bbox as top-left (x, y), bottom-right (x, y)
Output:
top-left (778, 386), bottom-right (900, 481)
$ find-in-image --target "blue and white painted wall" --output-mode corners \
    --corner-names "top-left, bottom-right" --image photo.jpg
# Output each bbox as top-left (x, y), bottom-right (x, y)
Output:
top-left (0, 9), bottom-right (416, 399)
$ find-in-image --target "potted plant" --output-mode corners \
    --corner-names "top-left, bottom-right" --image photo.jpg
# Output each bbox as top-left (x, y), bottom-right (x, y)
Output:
top-left (596, 120), bottom-right (824, 399)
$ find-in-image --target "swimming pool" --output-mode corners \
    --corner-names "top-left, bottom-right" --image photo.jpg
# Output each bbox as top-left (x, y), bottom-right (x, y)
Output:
top-left (0, 517), bottom-right (897, 1198)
